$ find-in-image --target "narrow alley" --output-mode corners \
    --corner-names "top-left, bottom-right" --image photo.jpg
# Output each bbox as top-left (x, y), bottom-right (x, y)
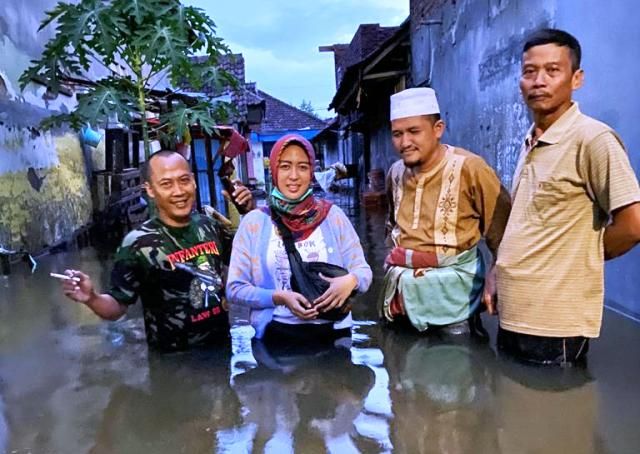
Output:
top-left (1, 199), bottom-right (639, 453)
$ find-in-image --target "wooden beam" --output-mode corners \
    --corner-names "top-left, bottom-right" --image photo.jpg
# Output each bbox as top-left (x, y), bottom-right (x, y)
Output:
top-left (190, 139), bottom-right (202, 211)
top-left (363, 70), bottom-right (406, 81)
top-left (333, 69), bottom-right (362, 112)
top-left (363, 30), bottom-right (409, 75)
top-left (205, 137), bottom-right (217, 209)
top-left (29, 76), bottom-right (73, 97)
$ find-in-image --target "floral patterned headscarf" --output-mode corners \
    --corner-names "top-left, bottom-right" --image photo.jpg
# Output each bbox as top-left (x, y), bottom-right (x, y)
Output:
top-left (265, 134), bottom-right (332, 241)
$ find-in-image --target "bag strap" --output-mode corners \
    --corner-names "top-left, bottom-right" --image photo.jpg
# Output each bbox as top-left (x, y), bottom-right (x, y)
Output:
top-left (271, 214), bottom-right (299, 255)
top-left (271, 214), bottom-right (313, 295)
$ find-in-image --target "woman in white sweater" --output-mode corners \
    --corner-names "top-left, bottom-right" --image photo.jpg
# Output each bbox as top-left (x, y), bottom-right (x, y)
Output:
top-left (226, 134), bottom-right (372, 343)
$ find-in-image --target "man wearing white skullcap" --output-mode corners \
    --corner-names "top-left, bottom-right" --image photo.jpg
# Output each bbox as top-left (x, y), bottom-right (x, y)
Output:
top-left (381, 87), bottom-right (511, 336)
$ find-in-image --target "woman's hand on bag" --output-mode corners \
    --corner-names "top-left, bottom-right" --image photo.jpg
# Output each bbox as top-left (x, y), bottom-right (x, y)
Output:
top-left (313, 273), bottom-right (358, 314)
top-left (273, 290), bottom-right (318, 320)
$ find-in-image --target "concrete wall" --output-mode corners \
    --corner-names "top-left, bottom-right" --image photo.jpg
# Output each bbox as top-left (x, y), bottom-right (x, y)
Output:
top-left (555, 1), bottom-right (640, 319)
top-left (367, 81), bottom-right (402, 176)
top-left (0, 0), bottom-right (92, 252)
top-left (410, 0), bottom-right (640, 317)
top-left (369, 125), bottom-right (395, 174)
top-left (412, 0), bottom-right (556, 188)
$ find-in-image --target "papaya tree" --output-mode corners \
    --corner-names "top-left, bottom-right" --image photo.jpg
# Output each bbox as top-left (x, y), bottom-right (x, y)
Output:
top-left (19, 0), bottom-right (236, 158)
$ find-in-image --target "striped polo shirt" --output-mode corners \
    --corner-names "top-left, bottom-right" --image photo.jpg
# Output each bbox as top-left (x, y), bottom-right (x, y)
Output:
top-left (497, 103), bottom-right (640, 338)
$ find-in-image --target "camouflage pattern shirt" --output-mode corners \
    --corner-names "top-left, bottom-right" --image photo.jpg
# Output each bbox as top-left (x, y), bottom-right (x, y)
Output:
top-left (108, 214), bottom-right (231, 351)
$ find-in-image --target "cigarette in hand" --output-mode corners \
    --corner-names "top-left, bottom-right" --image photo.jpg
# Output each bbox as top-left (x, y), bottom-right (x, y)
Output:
top-left (50, 272), bottom-right (81, 282)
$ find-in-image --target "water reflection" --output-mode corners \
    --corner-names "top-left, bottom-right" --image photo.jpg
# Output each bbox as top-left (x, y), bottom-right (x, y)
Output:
top-left (379, 329), bottom-right (499, 453)
top-left (228, 323), bottom-right (389, 453)
top-left (495, 358), bottom-right (605, 454)
top-left (1, 325), bottom-right (148, 453)
top-left (0, 394), bottom-right (7, 454)
top-left (350, 321), bottom-right (393, 451)
top-left (1, 204), bottom-right (638, 453)
top-left (88, 347), bottom-right (241, 454)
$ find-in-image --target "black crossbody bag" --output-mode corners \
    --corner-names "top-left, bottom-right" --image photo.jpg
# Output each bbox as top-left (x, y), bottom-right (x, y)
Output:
top-left (272, 215), bottom-right (353, 322)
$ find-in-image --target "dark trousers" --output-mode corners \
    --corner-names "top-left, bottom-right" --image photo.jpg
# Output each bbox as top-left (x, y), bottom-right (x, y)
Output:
top-left (498, 327), bottom-right (590, 366)
top-left (261, 320), bottom-right (351, 356)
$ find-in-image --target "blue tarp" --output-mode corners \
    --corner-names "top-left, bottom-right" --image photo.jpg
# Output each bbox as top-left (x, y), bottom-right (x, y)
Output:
top-left (251, 129), bottom-right (323, 143)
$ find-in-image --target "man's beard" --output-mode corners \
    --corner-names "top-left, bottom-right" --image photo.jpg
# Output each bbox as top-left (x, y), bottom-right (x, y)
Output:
top-left (402, 156), bottom-right (421, 168)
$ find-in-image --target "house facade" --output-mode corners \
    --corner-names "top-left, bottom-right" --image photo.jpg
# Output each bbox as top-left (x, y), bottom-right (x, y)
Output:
top-left (320, 22), bottom-right (410, 193)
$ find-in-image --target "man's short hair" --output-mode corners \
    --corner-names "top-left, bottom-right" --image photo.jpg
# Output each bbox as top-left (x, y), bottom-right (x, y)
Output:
top-left (523, 28), bottom-right (582, 72)
top-left (141, 150), bottom-right (190, 183)
top-left (422, 113), bottom-right (442, 124)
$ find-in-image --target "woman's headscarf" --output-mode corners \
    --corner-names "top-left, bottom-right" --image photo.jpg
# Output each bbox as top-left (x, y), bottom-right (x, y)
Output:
top-left (265, 134), bottom-right (332, 241)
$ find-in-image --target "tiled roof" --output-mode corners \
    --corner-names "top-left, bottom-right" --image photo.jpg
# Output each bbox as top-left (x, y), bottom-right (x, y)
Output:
top-left (243, 82), bottom-right (264, 106)
top-left (187, 54), bottom-right (249, 123)
top-left (254, 89), bottom-right (328, 132)
top-left (183, 56), bottom-right (325, 132)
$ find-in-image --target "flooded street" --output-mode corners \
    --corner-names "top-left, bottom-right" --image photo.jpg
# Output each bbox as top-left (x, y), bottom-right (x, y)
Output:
top-left (1, 204), bottom-right (640, 454)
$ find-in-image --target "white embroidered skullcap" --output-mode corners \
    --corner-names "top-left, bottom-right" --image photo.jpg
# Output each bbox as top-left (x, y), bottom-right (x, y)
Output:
top-left (390, 87), bottom-right (440, 121)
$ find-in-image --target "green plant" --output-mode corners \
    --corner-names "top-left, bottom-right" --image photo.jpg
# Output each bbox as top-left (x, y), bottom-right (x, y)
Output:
top-left (19, 0), bottom-right (236, 157)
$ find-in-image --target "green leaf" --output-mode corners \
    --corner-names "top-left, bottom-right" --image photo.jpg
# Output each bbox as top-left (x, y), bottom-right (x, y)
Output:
top-left (19, 38), bottom-right (84, 92)
top-left (90, 5), bottom-right (127, 61)
top-left (119, 0), bottom-right (152, 24)
top-left (76, 84), bottom-right (137, 127)
top-left (135, 23), bottom-right (188, 68)
top-left (160, 101), bottom-right (230, 140)
top-left (21, 0), bottom-right (234, 154)
top-left (38, 2), bottom-right (72, 32)
top-left (174, 2), bottom-right (187, 29)
top-left (56, 0), bottom-right (100, 49)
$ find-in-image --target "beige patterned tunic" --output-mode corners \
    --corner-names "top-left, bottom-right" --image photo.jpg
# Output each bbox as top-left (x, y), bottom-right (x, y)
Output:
top-left (387, 145), bottom-right (510, 258)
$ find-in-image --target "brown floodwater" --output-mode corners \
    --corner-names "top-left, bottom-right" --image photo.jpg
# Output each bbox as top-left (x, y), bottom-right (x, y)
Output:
top-left (1, 201), bottom-right (639, 453)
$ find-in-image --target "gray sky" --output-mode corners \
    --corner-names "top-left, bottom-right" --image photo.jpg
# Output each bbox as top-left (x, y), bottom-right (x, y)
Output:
top-left (185, 0), bottom-right (408, 118)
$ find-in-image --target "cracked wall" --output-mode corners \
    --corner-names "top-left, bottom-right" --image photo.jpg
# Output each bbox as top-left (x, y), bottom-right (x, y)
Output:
top-left (0, 0), bottom-right (92, 252)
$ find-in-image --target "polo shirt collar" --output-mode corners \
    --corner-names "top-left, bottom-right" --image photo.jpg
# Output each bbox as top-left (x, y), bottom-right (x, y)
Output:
top-left (534, 102), bottom-right (581, 145)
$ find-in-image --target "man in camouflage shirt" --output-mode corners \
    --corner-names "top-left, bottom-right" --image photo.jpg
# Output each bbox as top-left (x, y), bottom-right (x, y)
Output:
top-left (61, 150), bottom-right (253, 351)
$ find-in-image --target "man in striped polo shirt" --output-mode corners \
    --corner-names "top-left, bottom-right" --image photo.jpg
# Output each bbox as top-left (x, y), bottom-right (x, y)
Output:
top-left (496, 29), bottom-right (640, 365)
